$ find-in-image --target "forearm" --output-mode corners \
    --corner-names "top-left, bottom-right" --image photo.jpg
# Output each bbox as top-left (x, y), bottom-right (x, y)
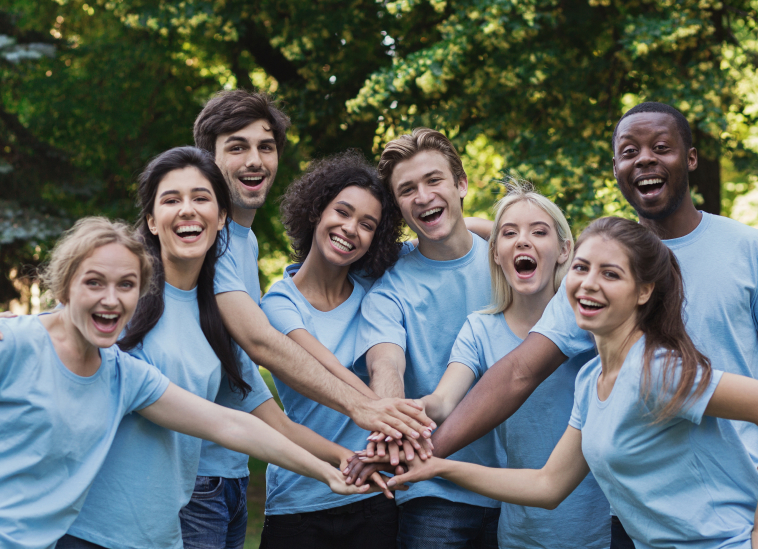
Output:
top-left (433, 458), bottom-right (563, 509)
top-left (421, 394), bottom-right (449, 425)
top-left (276, 418), bottom-right (350, 468)
top-left (367, 348), bottom-right (406, 399)
top-left (432, 333), bottom-right (566, 458)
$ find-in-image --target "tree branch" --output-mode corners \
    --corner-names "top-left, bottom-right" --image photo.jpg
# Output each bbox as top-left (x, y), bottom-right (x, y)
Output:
top-left (237, 18), bottom-right (304, 84)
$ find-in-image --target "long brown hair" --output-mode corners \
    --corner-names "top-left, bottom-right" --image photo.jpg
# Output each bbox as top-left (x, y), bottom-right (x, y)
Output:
top-left (576, 217), bottom-right (711, 420)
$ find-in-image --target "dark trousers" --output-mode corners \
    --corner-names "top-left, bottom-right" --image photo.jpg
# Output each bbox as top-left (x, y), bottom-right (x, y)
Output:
top-left (56, 535), bottom-right (107, 549)
top-left (397, 497), bottom-right (500, 549)
top-left (610, 516), bottom-right (636, 549)
top-left (260, 494), bottom-right (398, 549)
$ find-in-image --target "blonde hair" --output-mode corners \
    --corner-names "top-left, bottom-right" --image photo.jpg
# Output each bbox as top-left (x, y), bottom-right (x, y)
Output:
top-left (378, 127), bottom-right (466, 199)
top-left (482, 179), bottom-right (573, 315)
top-left (39, 217), bottom-right (153, 304)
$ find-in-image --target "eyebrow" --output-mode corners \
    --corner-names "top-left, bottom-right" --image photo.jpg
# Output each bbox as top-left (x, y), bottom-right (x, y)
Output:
top-left (336, 201), bottom-right (379, 225)
top-left (83, 270), bottom-right (138, 278)
top-left (159, 187), bottom-right (213, 198)
top-left (223, 136), bottom-right (277, 147)
top-left (501, 221), bottom-right (551, 229)
top-left (396, 169), bottom-right (445, 194)
top-left (574, 256), bottom-right (626, 272)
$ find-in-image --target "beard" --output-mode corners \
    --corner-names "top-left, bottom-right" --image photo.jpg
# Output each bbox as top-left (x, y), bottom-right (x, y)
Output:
top-left (619, 176), bottom-right (689, 221)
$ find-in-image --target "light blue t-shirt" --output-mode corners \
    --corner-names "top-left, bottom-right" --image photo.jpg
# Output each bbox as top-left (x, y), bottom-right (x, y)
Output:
top-left (0, 315), bottom-right (168, 549)
top-left (534, 212), bottom-right (758, 460)
top-left (260, 265), bottom-right (373, 514)
top-left (201, 220), bottom-right (273, 478)
top-left (569, 337), bottom-right (757, 549)
top-left (68, 283), bottom-right (225, 549)
top-left (356, 233), bottom-right (502, 507)
top-left (450, 312), bottom-right (608, 549)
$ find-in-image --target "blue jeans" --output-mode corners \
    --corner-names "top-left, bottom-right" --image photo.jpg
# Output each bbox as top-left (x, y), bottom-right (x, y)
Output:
top-left (610, 516), bottom-right (635, 549)
top-left (179, 475), bottom-right (249, 549)
top-left (56, 535), bottom-right (106, 549)
top-left (397, 497), bottom-right (500, 549)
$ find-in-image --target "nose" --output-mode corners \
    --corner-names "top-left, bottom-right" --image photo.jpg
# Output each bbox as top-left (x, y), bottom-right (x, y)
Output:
top-left (581, 268), bottom-right (601, 291)
top-left (342, 216), bottom-right (358, 236)
top-left (414, 183), bottom-right (433, 205)
top-left (178, 196), bottom-right (196, 217)
top-left (101, 284), bottom-right (119, 307)
top-left (516, 231), bottom-right (532, 249)
top-left (245, 147), bottom-right (262, 170)
top-left (635, 145), bottom-right (658, 168)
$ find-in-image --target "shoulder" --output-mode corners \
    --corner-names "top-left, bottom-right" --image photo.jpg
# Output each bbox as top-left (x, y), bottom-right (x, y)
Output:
top-left (261, 277), bottom-right (297, 306)
top-left (706, 213), bottom-right (758, 242)
top-left (574, 355), bottom-right (601, 396)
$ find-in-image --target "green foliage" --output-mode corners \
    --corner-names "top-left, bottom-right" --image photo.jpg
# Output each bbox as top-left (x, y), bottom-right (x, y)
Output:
top-left (1, 0), bottom-right (757, 305)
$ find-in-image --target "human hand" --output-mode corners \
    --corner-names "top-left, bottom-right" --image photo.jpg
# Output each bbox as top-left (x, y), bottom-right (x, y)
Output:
top-left (342, 457), bottom-right (408, 498)
top-left (353, 398), bottom-right (436, 443)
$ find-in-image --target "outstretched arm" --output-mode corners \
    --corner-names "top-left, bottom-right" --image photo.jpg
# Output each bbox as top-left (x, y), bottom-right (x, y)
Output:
top-left (138, 383), bottom-right (370, 496)
top-left (216, 291), bottom-right (432, 442)
top-left (422, 363), bottom-right (477, 424)
top-left (432, 333), bottom-right (566, 458)
top-left (383, 425), bottom-right (588, 509)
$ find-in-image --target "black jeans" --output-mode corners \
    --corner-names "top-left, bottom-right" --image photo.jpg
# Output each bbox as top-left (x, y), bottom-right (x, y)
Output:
top-left (56, 535), bottom-right (107, 549)
top-left (610, 516), bottom-right (635, 549)
top-left (260, 494), bottom-right (398, 549)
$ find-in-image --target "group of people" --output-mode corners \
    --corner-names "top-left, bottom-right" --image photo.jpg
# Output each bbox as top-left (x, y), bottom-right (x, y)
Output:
top-left (1, 89), bottom-right (758, 549)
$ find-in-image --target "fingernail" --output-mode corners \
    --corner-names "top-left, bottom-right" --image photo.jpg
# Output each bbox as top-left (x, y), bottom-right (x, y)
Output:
top-left (359, 456), bottom-right (367, 461)
top-left (385, 435), bottom-right (392, 442)
top-left (411, 430), bottom-right (419, 438)
top-left (387, 480), bottom-right (396, 487)
top-left (430, 422), bottom-right (437, 430)
top-left (423, 429), bottom-right (432, 438)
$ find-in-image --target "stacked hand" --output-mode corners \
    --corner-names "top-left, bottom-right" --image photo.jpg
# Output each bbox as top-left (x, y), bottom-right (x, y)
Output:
top-left (348, 448), bottom-right (442, 490)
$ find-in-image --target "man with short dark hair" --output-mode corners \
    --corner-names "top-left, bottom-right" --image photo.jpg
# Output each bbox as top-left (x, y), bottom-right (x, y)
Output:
top-left (355, 128), bottom-right (505, 548)
top-left (181, 89), bottom-right (433, 548)
top-left (431, 102), bottom-right (758, 549)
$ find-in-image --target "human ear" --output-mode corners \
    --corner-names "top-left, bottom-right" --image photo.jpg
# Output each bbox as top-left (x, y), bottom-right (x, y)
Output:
top-left (146, 214), bottom-right (158, 235)
top-left (457, 175), bottom-right (469, 199)
top-left (556, 239), bottom-right (571, 265)
top-left (687, 147), bottom-right (698, 172)
top-left (217, 209), bottom-right (227, 231)
top-left (637, 282), bottom-right (654, 306)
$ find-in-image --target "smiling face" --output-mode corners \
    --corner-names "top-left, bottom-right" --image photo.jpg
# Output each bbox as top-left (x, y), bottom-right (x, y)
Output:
top-left (214, 119), bottom-right (279, 219)
top-left (65, 243), bottom-right (142, 348)
top-left (311, 185), bottom-right (382, 268)
top-left (146, 166), bottom-right (226, 269)
top-left (566, 235), bottom-right (652, 339)
top-left (390, 150), bottom-right (468, 245)
top-left (493, 200), bottom-right (569, 300)
top-left (613, 112), bottom-right (698, 221)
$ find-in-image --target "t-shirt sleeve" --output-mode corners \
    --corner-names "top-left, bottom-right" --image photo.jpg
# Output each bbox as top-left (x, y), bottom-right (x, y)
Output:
top-left (448, 318), bottom-right (486, 380)
top-left (647, 352), bottom-right (724, 424)
top-left (355, 283), bottom-right (407, 361)
top-left (214, 245), bottom-right (247, 295)
top-left (531, 277), bottom-right (595, 359)
top-left (261, 291), bottom-right (306, 336)
top-left (117, 351), bottom-right (171, 414)
top-left (0, 320), bottom-right (16, 384)
top-left (215, 349), bottom-right (273, 413)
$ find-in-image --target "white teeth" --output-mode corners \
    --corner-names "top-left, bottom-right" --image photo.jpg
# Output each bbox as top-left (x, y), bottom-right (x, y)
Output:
top-left (637, 178), bottom-right (663, 186)
top-left (515, 255), bottom-right (536, 264)
top-left (176, 226), bottom-right (202, 235)
top-left (579, 298), bottom-right (603, 308)
top-left (241, 176), bottom-right (263, 182)
top-left (420, 207), bottom-right (442, 219)
top-left (95, 313), bottom-right (118, 320)
top-left (331, 236), bottom-right (354, 252)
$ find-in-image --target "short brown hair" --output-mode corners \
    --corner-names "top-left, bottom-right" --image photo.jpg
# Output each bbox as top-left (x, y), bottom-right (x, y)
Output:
top-left (378, 127), bottom-right (466, 198)
top-left (193, 90), bottom-right (291, 158)
top-left (40, 217), bottom-right (153, 304)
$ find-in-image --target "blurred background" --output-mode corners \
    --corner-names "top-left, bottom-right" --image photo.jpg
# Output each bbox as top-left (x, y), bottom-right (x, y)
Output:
top-left (2, 0), bottom-right (757, 544)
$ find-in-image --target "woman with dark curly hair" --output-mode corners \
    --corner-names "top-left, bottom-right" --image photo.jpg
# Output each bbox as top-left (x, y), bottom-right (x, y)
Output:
top-left (259, 150), bottom-right (410, 548)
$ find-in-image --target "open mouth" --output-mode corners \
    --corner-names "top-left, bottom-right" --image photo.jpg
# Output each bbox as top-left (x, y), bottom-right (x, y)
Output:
top-left (239, 175), bottom-right (264, 189)
top-left (92, 312), bottom-right (120, 334)
top-left (577, 298), bottom-right (605, 315)
top-left (514, 254), bottom-right (537, 277)
top-left (636, 177), bottom-right (665, 197)
top-left (174, 225), bottom-right (204, 241)
top-left (330, 234), bottom-right (355, 253)
top-left (419, 207), bottom-right (443, 224)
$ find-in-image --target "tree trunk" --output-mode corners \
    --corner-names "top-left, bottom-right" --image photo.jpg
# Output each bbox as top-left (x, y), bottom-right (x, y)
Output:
top-left (689, 132), bottom-right (721, 215)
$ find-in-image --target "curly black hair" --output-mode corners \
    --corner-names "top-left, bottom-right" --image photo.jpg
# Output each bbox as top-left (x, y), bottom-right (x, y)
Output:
top-left (280, 150), bottom-right (404, 278)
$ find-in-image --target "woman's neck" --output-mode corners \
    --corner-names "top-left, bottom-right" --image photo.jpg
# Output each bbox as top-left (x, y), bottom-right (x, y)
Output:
top-left (162, 254), bottom-right (203, 291)
top-left (594, 317), bottom-right (643, 379)
top-left (40, 309), bottom-right (102, 377)
top-left (291, 250), bottom-right (353, 312)
top-left (503, 283), bottom-right (556, 340)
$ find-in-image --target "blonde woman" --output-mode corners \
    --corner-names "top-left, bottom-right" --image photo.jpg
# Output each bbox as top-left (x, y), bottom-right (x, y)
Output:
top-left (414, 181), bottom-right (611, 548)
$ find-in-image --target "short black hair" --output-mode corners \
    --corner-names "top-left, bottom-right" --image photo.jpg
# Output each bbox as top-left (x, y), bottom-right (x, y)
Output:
top-left (612, 102), bottom-right (693, 152)
top-left (280, 150), bottom-right (404, 278)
